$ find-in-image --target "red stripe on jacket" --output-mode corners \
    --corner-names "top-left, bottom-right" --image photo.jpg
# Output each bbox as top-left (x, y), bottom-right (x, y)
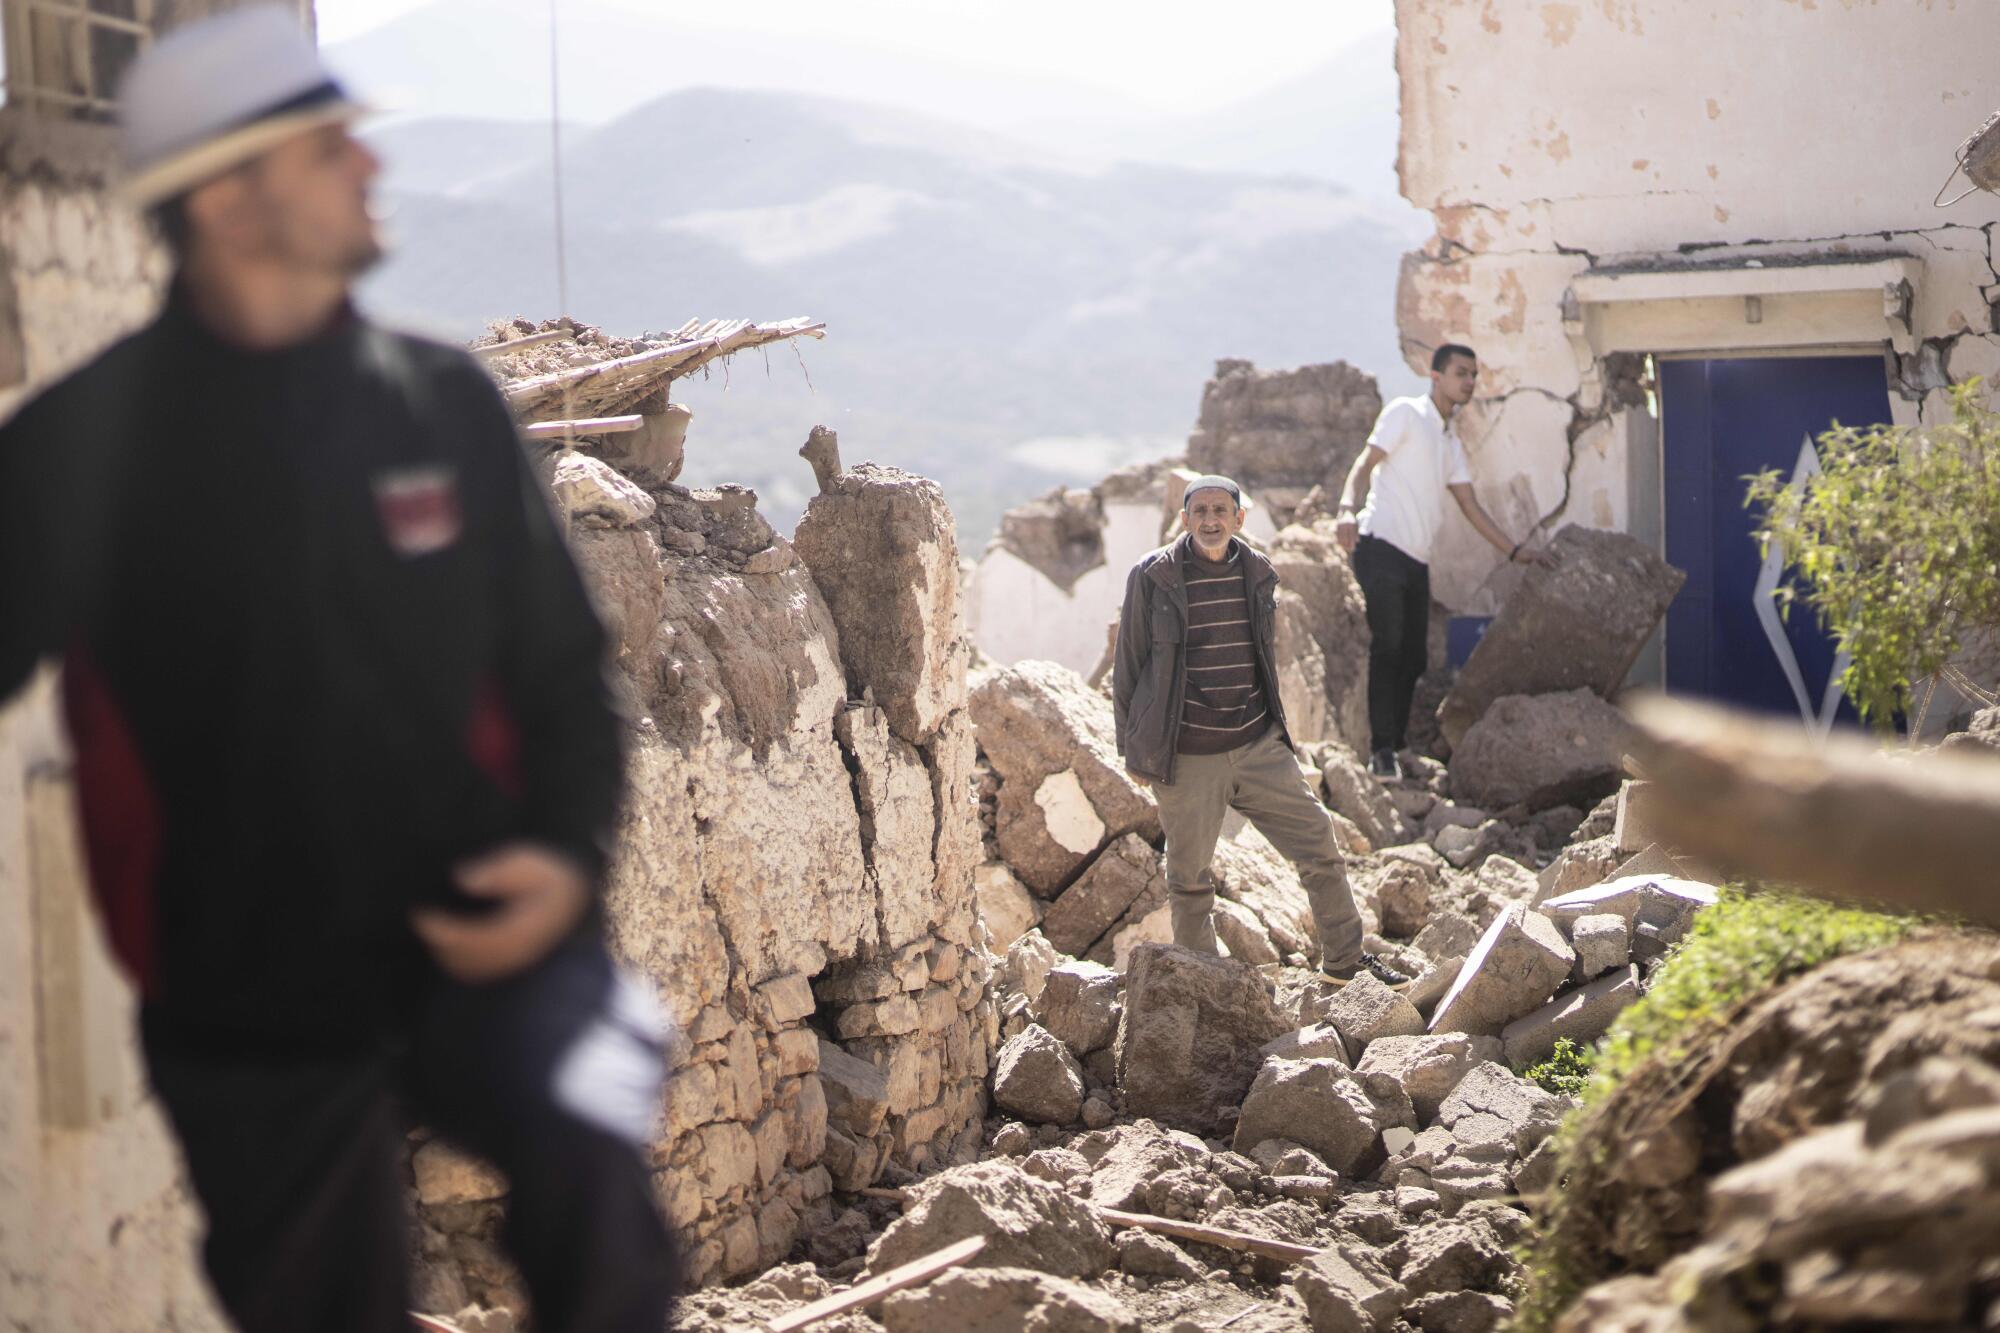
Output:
top-left (61, 646), bottom-right (162, 998)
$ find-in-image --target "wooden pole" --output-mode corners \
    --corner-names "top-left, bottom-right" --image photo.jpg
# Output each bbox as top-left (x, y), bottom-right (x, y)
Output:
top-left (762, 1235), bottom-right (986, 1332)
top-left (471, 325), bottom-right (575, 359)
top-left (1096, 1208), bottom-right (1321, 1265)
top-left (520, 414), bottom-right (644, 438)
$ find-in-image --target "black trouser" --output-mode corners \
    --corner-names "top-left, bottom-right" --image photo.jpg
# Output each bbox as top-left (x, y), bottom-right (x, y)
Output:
top-left (1352, 534), bottom-right (1431, 754)
top-left (142, 931), bottom-right (677, 1333)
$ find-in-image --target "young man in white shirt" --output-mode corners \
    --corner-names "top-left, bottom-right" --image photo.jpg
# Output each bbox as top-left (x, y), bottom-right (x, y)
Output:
top-left (1334, 344), bottom-right (1554, 779)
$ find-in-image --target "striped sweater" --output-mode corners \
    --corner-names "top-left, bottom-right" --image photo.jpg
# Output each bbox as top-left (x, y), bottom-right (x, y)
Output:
top-left (1176, 541), bottom-right (1272, 755)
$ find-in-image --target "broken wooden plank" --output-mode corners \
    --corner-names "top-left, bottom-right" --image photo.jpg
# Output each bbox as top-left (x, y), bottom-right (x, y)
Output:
top-left (471, 325), bottom-right (574, 359)
top-left (854, 1185), bottom-right (909, 1203)
top-left (762, 1234), bottom-right (986, 1332)
top-left (1096, 1208), bottom-right (1321, 1264)
top-left (1627, 694), bottom-right (2000, 926)
top-left (520, 414), bottom-right (643, 439)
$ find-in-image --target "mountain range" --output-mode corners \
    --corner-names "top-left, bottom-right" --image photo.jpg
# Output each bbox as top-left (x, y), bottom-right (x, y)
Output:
top-left (337, 6), bottom-right (1426, 542)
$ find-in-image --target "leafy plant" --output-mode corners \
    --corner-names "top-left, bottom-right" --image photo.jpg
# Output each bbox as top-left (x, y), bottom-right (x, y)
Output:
top-left (1746, 378), bottom-right (2000, 730)
top-left (1523, 1038), bottom-right (1593, 1098)
top-left (1508, 887), bottom-right (1916, 1333)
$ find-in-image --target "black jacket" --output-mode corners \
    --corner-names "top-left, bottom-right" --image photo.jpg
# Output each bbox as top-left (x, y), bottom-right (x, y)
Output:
top-left (1111, 534), bottom-right (1289, 785)
top-left (0, 292), bottom-right (622, 1049)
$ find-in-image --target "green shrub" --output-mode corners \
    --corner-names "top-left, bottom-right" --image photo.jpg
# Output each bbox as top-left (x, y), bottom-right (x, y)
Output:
top-left (1508, 886), bottom-right (1916, 1333)
top-left (1523, 1038), bottom-right (1593, 1098)
top-left (1747, 378), bottom-right (2000, 730)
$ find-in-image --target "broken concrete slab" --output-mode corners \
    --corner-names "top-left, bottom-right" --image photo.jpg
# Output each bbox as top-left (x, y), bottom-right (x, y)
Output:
top-left (1500, 965), bottom-right (1642, 1066)
top-left (1437, 525), bottom-right (1684, 750)
top-left (1040, 834), bottom-right (1160, 957)
top-left (1234, 1058), bottom-right (1414, 1174)
top-left (867, 1160), bottom-right (1116, 1278)
top-left (1321, 974), bottom-right (1425, 1061)
top-left (993, 1024), bottom-right (1086, 1125)
top-left (1115, 945), bottom-right (1289, 1134)
top-left (1428, 906), bottom-right (1576, 1037)
top-left (973, 860), bottom-right (1041, 951)
top-left (1032, 960), bottom-right (1122, 1056)
top-left (1447, 689), bottom-right (1637, 813)
top-left (1355, 1033), bottom-right (1504, 1123)
top-left (1569, 913), bottom-right (1630, 983)
top-left (1260, 1023), bottom-right (1351, 1066)
top-left (1293, 1240), bottom-right (1407, 1332)
top-left (1438, 1062), bottom-right (1568, 1158)
top-left (969, 661), bottom-right (1159, 895)
top-left (1539, 874), bottom-right (1719, 947)
top-left (880, 1266), bottom-right (1139, 1333)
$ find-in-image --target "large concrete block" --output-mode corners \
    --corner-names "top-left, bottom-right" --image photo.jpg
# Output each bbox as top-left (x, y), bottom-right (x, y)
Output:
top-left (1447, 689), bottom-right (1636, 813)
top-left (1500, 966), bottom-right (1642, 1067)
top-left (1321, 974), bottom-right (1426, 1061)
top-left (1234, 1058), bottom-right (1414, 1173)
top-left (1115, 945), bottom-right (1289, 1134)
top-left (1437, 525), bottom-right (1684, 749)
top-left (1040, 834), bottom-right (1160, 957)
top-left (1428, 906), bottom-right (1575, 1037)
top-left (1569, 913), bottom-right (1630, 983)
top-left (969, 661), bottom-right (1159, 895)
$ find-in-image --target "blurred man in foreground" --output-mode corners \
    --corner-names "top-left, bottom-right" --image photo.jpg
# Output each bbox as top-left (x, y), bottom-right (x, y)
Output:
top-left (0, 9), bottom-right (674, 1330)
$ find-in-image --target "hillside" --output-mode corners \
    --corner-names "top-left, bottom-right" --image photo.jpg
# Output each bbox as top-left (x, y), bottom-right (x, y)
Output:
top-left (359, 87), bottom-right (1423, 541)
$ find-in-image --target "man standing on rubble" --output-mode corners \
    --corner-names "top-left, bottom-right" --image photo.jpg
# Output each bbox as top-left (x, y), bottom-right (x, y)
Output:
top-left (1112, 477), bottom-right (1410, 988)
top-left (0, 11), bottom-right (674, 1332)
top-left (1335, 344), bottom-right (1555, 780)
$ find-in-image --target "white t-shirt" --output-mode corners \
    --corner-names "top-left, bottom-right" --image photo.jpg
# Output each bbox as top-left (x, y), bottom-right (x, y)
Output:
top-left (1356, 393), bottom-right (1471, 566)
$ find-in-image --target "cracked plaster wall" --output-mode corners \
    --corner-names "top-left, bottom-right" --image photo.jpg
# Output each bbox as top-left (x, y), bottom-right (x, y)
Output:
top-left (1393, 0), bottom-right (2000, 613)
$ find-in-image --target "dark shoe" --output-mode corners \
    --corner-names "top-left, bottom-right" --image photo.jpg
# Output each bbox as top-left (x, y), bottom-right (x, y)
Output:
top-left (1321, 952), bottom-right (1413, 990)
top-left (1368, 748), bottom-right (1403, 781)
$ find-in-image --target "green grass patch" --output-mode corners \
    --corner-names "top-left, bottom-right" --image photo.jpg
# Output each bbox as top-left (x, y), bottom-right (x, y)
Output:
top-left (1508, 886), bottom-right (1917, 1333)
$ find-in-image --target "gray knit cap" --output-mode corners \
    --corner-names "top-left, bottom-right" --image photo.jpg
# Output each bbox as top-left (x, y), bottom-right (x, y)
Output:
top-left (1181, 474), bottom-right (1243, 510)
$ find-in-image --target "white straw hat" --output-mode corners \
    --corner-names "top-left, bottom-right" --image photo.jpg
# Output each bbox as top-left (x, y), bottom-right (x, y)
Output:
top-left (117, 5), bottom-right (366, 207)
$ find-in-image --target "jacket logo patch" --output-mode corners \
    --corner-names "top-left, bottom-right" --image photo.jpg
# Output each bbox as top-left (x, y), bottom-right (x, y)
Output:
top-left (372, 465), bottom-right (461, 557)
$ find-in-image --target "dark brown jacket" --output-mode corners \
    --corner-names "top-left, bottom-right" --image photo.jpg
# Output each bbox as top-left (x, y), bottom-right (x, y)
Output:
top-left (1112, 534), bottom-right (1289, 784)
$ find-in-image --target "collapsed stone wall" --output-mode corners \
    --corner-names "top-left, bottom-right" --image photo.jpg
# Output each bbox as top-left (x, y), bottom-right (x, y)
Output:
top-left (1186, 359), bottom-right (1383, 529)
top-left (410, 412), bottom-right (995, 1306)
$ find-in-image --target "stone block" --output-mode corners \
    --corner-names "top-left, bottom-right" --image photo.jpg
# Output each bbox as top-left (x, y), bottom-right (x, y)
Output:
top-left (818, 1038), bottom-right (891, 1138)
top-left (974, 861), bottom-right (1042, 950)
top-left (413, 1140), bottom-right (508, 1206)
top-left (549, 451), bottom-right (656, 527)
top-left (1569, 913), bottom-right (1629, 982)
top-left (793, 462), bottom-right (967, 743)
top-left (1428, 906), bottom-right (1576, 1037)
top-left (1321, 744), bottom-right (1408, 847)
top-left (1041, 834), bottom-right (1160, 956)
top-left (1437, 525), bottom-right (1684, 749)
top-left (1447, 689), bottom-right (1636, 813)
top-left (993, 1024), bottom-right (1086, 1125)
top-left (1372, 861), bottom-right (1434, 938)
top-left (1539, 874), bottom-right (1719, 947)
top-left (880, 1266), bottom-right (1139, 1333)
top-left (1356, 1033), bottom-right (1504, 1122)
top-left (1438, 1062), bottom-right (1567, 1157)
top-left (754, 972), bottom-right (818, 1027)
top-left (1612, 779), bottom-right (1665, 854)
top-left (1260, 1023), bottom-right (1351, 1065)
top-left (1234, 1058), bottom-right (1414, 1174)
top-left (1321, 974), bottom-right (1425, 1060)
top-left (1500, 966), bottom-right (1641, 1066)
top-left (1033, 960), bottom-right (1123, 1055)
top-left (1115, 945), bottom-right (1289, 1134)
top-left (969, 661), bottom-right (1159, 894)
top-left (1294, 1242), bottom-right (1407, 1331)
top-left (867, 1160), bottom-right (1116, 1278)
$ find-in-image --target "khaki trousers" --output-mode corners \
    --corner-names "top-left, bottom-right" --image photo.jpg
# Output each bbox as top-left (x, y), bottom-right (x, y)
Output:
top-left (1151, 729), bottom-right (1364, 970)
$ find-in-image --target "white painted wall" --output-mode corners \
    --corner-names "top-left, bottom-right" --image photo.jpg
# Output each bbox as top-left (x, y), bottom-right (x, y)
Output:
top-left (1393, 0), bottom-right (2000, 613)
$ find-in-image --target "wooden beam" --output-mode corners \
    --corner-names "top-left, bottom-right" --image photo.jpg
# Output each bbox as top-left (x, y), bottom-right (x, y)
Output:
top-left (1096, 1208), bottom-right (1321, 1265)
top-left (762, 1235), bottom-right (986, 1332)
top-left (472, 326), bottom-right (575, 359)
top-left (519, 414), bottom-right (644, 439)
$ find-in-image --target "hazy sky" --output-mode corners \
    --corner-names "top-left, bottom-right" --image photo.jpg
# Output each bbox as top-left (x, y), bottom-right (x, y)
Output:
top-left (316, 0), bottom-right (1395, 116)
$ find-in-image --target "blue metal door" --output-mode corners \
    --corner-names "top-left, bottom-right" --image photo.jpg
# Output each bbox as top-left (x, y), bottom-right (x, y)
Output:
top-left (1659, 355), bottom-right (1891, 725)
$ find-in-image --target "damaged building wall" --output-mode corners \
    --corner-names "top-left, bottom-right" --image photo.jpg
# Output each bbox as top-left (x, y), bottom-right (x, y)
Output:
top-left (1393, 0), bottom-right (2000, 614)
top-left (405, 357), bottom-right (995, 1306)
